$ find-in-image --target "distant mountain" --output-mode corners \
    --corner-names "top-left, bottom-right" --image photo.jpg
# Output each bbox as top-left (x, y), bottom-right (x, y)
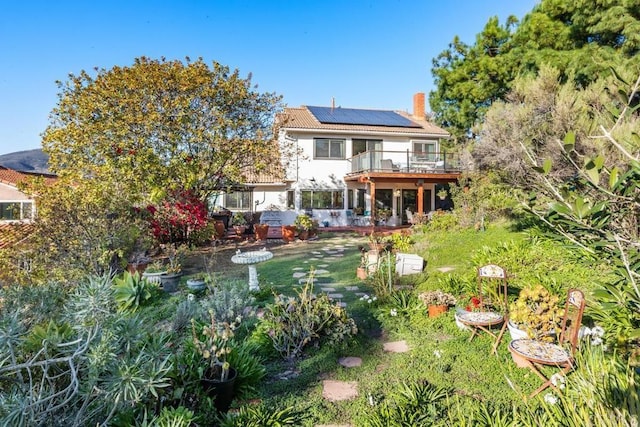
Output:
top-left (0, 149), bottom-right (50, 174)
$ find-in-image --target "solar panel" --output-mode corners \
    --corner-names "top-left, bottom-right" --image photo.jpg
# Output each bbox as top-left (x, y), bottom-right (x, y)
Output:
top-left (307, 106), bottom-right (421, 128)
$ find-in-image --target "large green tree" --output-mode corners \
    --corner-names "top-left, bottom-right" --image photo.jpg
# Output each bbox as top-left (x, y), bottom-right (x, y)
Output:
top-left (430, 0), bottom-right (640, 140)
top-left (43, 56), bottom-right (288, 203)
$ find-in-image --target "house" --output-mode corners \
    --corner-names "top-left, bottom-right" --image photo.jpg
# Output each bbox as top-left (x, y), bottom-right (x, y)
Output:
top-left (0, 166), bottom-right (55, 248)
top-left (233, 93), bottom-right (461, 226)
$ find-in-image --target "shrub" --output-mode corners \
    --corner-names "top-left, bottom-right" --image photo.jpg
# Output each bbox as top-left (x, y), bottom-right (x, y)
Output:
top-left (200, 279), bottom-right (256, 325)
top-left (261, 278), bottom-right (358, 361)
top-left (113, 271), bottom-right (157, 312)
top-left (217, 404), bottom-right (305, 427)
top-left (426, 211), bottom-right (459, 231)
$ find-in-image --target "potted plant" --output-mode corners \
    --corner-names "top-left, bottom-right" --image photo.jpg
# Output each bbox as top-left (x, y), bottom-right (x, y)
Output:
top-left (294, 214), bottom-right (314, 240)
top-left (509, 285), bottom-right (563, 342)
top-left (186, 272), bottom-right (207, 292)
top-left (368, 231), bottom-right (390, 253)
top-left (159, 244), bottom-right (185, 293)
top-left (213, 220), bottom-right (226, 240)
top-left (254, 223), bottom-right (269, 241)
top-left (437, 188), bottom-right (448, 200)
top-left (191, 311), bottom-right (241, 413)
top-left (126, 251), bottom-right (151, 275)
top-left (418, 290), bottom-right (457, 318)
top-left (231, 212), bottom-right (247, 236)
top-left (142, 260), bottom-right (167, 284)
top-left (281, 223), bottom-right (297, 243)
top-left (376, 208), bottom-right (392, 225)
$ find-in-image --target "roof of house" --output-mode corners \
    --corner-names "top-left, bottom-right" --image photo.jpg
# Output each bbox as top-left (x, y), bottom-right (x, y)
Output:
top-left (279, 106), bottom-right (449, 137)
top-left (0, 166), bottom-right (56, 188)
top-left (0, 222), bottom-right (34, 249)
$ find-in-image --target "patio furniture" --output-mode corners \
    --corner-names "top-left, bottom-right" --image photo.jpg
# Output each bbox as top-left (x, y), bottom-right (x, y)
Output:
top-left (405, 209), bottom-right (415, 225)
top-left (455, 264), bottom-right (509, 355)
top-left (508, 289), bottom-right (585, 398)
top-left (345, 210), bottom-right (355, 226)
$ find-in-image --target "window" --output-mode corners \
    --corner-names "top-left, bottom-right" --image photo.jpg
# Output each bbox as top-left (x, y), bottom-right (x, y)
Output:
top-left (413, 140), bottom-right (437, 161)
top-left (352, 139), bottom-right (382, 156)
top-left (314, 138), bottom-right (345, 159)
top-left (224, 191), bottom-right (252, 210)
top-left (300, 190), bottom-right (344, 209)
top-left (0, 201), bottom-right (33, 220)
top-left (347, 189), bottom-right (354, 209)
top-left (286, 190), bottom-right (295, 209)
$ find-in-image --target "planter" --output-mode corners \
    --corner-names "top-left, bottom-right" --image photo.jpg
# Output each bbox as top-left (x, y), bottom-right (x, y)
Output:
top-left (454, 312), bottom-right (470, 330)
top-left (298, 230), bottom-right (309, 240)
top-left (233, 225), bottom-right (246, 236)
top-left (142, 270), bottom-right (167, 285)
top-left (254, 224), bottom-right (269, 241)
top-left (186, 278), bottom-right (206, 292)
top-left (213, 220), bottom-right (226, 239)
top-left (281, 225), bottom-right (297, 243)
top-left (356, 266), bottom-right (368, 280)
top-left (201, 367), bottom-right (238, 413)
top-left (507, 320), bottom-right (529, 341)
top-left (510, 351), bottom-right (530, 368)
top-left (160, 273), bottom-right (181, 293)
top-left (428, 305), bottom-right (449, 318)
top-left (369, 242), bottom-right (385, 253)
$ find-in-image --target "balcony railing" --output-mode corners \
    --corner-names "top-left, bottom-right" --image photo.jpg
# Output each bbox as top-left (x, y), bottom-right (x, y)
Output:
top-left (348, 150), bottom-right (461, 174)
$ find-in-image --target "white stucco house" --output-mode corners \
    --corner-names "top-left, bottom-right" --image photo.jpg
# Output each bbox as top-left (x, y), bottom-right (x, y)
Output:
top-left (220, 93), bottom-right (461, 227)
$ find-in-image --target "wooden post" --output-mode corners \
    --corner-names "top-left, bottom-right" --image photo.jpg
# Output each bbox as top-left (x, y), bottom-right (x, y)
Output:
top-left (370, 180), bottom-right (376, 221)
top-left (417, 182), bottom-right (424, 214)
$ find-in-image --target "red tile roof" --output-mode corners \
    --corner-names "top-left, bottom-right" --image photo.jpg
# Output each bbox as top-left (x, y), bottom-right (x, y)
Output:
top-left (0, 166), bottom-right (56, 187)
top-left (0, 222), bottom-right (34, 249)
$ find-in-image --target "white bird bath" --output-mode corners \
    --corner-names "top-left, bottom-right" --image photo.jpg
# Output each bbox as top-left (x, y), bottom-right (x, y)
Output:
top-left (231, 249), bottom-right (273, 291)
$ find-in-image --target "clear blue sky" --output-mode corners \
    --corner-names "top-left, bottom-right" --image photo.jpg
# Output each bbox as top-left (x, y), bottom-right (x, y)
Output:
top-left (0, 0), bottom-right (538, 156)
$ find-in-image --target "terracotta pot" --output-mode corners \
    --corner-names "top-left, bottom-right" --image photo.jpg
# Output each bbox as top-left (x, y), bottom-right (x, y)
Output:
top-left (213, 220), bottom-right (226, 239)
top-left (428, 305), bottom-right (448, 318)
top-left (233, 225), bottom-right (246, 236)
top-left (281, 225), bottom-right (296, 243)
top-left (254, 224), bottom-right (269, 240)
top-left (127, 262), bottom-right (148, 275)
top-left (298, 230), bottom-right (309, 240)
top-left (510, 351), bottom-right (530, 368)
top-left (356, 266), bottom-right (368, 280)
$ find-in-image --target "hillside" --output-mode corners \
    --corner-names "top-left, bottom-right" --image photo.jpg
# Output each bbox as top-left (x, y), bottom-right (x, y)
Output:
top-left (0, 149), bottom-right (49, 173)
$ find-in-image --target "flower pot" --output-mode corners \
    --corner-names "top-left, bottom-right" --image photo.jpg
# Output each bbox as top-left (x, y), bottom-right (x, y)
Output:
top-left (160, 273), bottom-right (181, 293)
top-left (281, 225), bottom-right (296, 243)
top-left (428, 305), bottom-right (448, 318)
top-left (356, 266), bottom-right (368, 280)
top-left (507, 320), bottom-right (529, 341)
top-left (510, 351), bottom-right (530, 368)
top-left (254, 224), bottom-right (269, 241)
top-left (233, 225), bottom-right (246, 236)
top-left (142, 270), bottom-right (167, 284)
top-left (186, 278), bottom-right (206, 292)
top-left (201, 367), bottom-right (238, 413)
top-left (298, 230), bottom-right (309, 241)
top-left (213, 220), bottom-right (226, 239)
top-left (127, 262), bottom-right (148, 275)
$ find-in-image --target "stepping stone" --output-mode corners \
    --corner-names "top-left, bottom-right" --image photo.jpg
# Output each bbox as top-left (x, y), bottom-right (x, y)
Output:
top-left (345, 286), bottom-right (360, 291)
top-left (319, 264), bottom-right (329, 267)
top-left (312, 251), bottom-right (322, 254)
top-left (322, 380), bottom-right (358, 401)
top-left (321, 287), bottom-right (337, 292)
top-left (354, 292), bottom-right (367, 296)
top-left (303, 261), bottom-right (309, 263)
top-left (437, 266), bottom-right (455, 273)
top-left (314, 269), bottom-right (329, 275)
top-left (338, 357), bottom-right (362, 368)
top-left (292, 267), bottom-right (304, 271)
top-left (292, 272), bottom-right (307, 278)
top-left (338, 302), bottom-right (347, 308)
top-left (383, 340), bottom-right (410, 353)
top-left (328, 293), bottom-right (344, 299)
top-left (299, 277), bottom-right (317, 284)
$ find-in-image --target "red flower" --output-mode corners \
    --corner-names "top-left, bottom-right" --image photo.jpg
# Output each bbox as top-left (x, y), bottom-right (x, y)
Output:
top-left (471, 297), bottom-right (481, 307)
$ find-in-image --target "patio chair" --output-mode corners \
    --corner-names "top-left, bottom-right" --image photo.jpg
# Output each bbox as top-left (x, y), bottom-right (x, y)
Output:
top-left (405, 209), bottom-right (415, 225)
top-left (456, 264), bottom-right (509, 355)
top-left (345, 210), bottom-right (355, 226)
top-left (508, 288), bottom-right (585, 398)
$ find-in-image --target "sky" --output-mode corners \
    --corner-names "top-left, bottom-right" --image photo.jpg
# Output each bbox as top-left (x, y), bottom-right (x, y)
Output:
top-left (0, 0), bottom-right (539, 156)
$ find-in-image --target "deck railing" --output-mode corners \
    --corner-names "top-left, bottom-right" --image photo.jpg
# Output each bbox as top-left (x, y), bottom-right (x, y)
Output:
top-left (348, 150), bottom-right (461, 174)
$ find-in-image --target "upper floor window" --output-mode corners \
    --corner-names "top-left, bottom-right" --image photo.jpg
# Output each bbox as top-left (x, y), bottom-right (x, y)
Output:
top-left (412, 140), bottom-right (437, 161)
top-left (0, 201), bottom-right (33, 220)
top-left (352, 139), bottom-right (382, 156)
top-left (314, 138), bottom-right (345, 159)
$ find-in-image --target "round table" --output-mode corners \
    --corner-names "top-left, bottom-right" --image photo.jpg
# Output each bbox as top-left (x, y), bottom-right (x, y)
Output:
top-left (231, 249), bottom-right (273, 291)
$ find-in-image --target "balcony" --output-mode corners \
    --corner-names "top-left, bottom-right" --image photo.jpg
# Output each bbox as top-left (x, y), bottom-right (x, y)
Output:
top-left (347, 150), bottom-right (461, 175)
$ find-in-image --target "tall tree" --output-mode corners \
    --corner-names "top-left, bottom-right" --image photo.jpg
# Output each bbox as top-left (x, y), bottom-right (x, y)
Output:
top-left (43, 56), bottom-right (289, 203)
top-left (430, 0), bottom-right (640, 140)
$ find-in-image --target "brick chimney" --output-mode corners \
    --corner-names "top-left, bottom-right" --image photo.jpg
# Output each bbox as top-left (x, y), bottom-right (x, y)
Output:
top-left (413, 92), bottom-right (425, 119)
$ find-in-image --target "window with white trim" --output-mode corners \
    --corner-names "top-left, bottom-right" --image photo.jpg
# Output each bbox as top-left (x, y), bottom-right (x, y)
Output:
top-left (314, 138), bottom-right (345, 159)
top-left (0, 201), bottom-right (33, 220)
top-left (412, 140), bottom-right (438, 161)
top-left (300, 190), bottom-right (344, 209)
top-left (224, 191), bottom-right (252, 210)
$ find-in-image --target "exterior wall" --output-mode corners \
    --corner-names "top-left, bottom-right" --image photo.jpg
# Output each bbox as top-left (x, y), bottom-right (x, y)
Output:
top-left (0, 183), bottom-right (30, 201)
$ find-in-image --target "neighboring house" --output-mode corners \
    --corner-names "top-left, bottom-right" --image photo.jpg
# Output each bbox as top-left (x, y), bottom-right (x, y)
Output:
top-left (0, 166), bottom-right (55, 248)
top-left (235, 93), bottom-right (461, 226)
